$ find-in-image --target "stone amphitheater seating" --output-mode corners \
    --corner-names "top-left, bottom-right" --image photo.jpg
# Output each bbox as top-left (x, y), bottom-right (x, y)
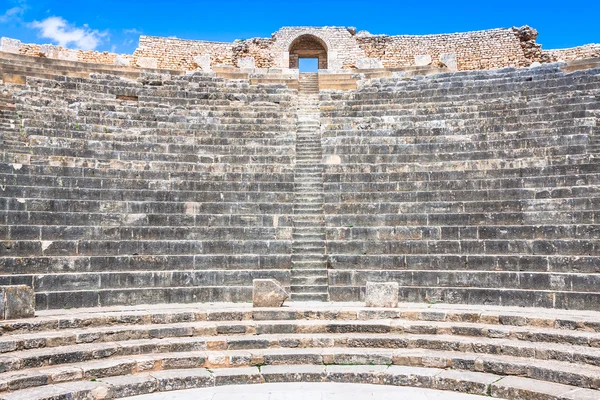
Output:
top-left (0, 303), bottom-right (597, 399)
top-left (1, 66), bottom-right (297, 309)
top-left (321, 65), bottom-right (600, 310)
top-left (1, 53), bottom-right (600, 399)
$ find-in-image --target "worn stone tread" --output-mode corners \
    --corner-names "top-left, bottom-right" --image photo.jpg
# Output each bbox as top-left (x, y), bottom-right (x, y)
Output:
top-left (1, 363), bottom-right (600, 399)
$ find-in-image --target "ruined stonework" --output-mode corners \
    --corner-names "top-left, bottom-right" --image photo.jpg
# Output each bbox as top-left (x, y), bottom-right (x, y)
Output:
top-left (357, 28), bottom-right (530, 70)
top-left (5, 24), bottom-right (596, 73)
top-left (541, 43), bottom-right (600, 63)
top-left (134, 36), bottom-right (234, 70)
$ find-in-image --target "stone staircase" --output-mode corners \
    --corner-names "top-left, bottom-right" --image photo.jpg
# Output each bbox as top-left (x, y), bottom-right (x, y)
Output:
top-left (291, 73), bottom-right (329, 301)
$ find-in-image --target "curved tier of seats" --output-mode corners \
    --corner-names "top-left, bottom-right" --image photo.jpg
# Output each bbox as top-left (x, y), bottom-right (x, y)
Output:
top-left (0, 303), bottom-right (596, 399)
top-left (0, 71), bottom-right (297, 309)
top-left (320, 64), bottom-right (600, 310)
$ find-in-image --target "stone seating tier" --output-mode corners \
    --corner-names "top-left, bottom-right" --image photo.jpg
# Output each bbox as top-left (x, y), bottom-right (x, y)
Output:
top-left (320, 65), bottom-right (600, 309)
top-left (0, 303), bottom-right (596, 399)
top-left (1, 71), bottom-right (298, 309)
top-left (0, 59), bottom-right (599, 310)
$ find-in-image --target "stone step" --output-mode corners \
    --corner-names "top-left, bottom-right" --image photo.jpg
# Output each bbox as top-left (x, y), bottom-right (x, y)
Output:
top-left (290, 282), bottom-right (329, 292)
top-left (291, 261), bottom-right (327, 269)
top-left (289, 293), bottom-right (329, 301)
top-left (2, 332), bottom-right (600, 385)
top-left (291, 276), bottom-right (328, 286)
top-left (292, 253), bottom-right (327, 261)
top-left (1, 362), bottom-right (598, 400)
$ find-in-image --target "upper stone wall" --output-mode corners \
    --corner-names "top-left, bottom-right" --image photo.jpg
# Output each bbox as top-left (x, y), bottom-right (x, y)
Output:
top-left (1, 26), bottom-right (599, 73)
top-left (356, 28), bottom-right (530, 70)
top-left (542, 43), bottom-right (600, 63)
top-left (134, 36), bottom-right (235, 70)
top-left (0, 37), bottom-right (134, 66)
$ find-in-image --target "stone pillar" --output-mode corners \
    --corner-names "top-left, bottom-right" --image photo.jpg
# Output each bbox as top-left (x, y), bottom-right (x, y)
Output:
top-left (282, 51), bottom-right (290, 69)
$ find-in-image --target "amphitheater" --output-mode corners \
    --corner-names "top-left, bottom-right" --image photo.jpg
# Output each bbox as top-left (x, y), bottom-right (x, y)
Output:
top-left (0, 24), bottom-right (599, 399)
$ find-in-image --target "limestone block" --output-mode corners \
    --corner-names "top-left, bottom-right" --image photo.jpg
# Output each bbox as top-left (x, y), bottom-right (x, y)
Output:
top-left (440, 52), bottom-right (457, 71)
top-left (414, 54), bottom-right (432, 66)
top-left (0, 37), bottom-right (21, 54)
top-left (279, 68), bottom-right (299, 77)
top-left (365, 282), bottom-right (399, 308)
top-left (114, 56), bottom-right (131, 67)
top-left (355, 58), bottom-right (384, 69)
top-left (253, 279), bottom-right (288, 307)
top-left (39, 44), bottom-right (57, 58)
top-left (1, 285), bottom-right (35, 319)
top-left (324, 155), bottom-right (341, 165)
top-left (237, 57), bottom-right (255, 69)
top-left (137, 57), bottom-right (158, 69)
top-left (194, 55), bottom-right (212, 72)
top-left (57, 49), bottom-right (78, 61)
top-left (328, 59), bottom-right (344, 71)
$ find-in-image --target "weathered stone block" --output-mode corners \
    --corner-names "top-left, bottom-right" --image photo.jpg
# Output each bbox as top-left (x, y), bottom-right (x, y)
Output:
top-left (414, 54), bottom-right (432, 66)
top-left (365, 282), bottom-right (399, 308)
top-left (253, 279), bottom-right (288, 307)
top-left (136, 57), bottom-right (158, 69)
top-left (355, 58), bottom-right (384, 69)
top-left (1, 285), bottom-right (35, 319)
top-left (39, 44), bottom-right (57, 58)
top-left (194, 55), bottom-right (212, 72)
top-left (440, 52), bottom-right (457, 71)
top-left (0, 37), bottom-right (21, 54)
top-left (237, 57), bottom-right (255, 69)
top-left (57, 49), bottom-right (78, 61)
top-left (114, 56), bottom-right (131, 67)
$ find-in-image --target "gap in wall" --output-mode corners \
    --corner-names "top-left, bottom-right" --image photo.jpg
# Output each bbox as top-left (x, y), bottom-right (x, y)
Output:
top-left (299, 58), bottom-right (319, 72)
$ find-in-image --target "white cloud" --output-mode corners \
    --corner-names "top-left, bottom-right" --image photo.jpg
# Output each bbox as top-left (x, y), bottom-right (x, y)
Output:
top-left (29, 16), bottom-right (107, 50)
top-left (0, 5), bottom-right (26, 23)
top-left (123, 28), bottom-right (142, 35)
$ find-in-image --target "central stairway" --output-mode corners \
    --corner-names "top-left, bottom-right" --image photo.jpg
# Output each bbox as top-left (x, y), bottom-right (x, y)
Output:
top-left (291, 73), bottom-right (329, 301)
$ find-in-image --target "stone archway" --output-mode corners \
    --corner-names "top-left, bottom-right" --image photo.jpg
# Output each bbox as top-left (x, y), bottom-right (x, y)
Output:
top-left (288, 34), bottom-right (328, 70)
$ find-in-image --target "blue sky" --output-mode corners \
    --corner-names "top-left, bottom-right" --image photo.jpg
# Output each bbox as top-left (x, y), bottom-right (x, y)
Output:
top-left (1, 0), bottom-right (599, 55)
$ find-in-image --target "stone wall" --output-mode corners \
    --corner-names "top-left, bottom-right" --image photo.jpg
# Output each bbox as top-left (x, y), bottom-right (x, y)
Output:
top-left (232, 38), bottom-right (274, 69)
top-left (1, 38), bottom-right (135, 66)
top-left (134, 36), bottom-right (235, 70)
top-left (2, 26), bottom-right (600, 73)
top-left (542, 44), bottom-right (600, 63)
top-left (18, 43), bottom-right (134, 65)
top-left (271, 27), bottom-right (365, 69)
top-left (356, 28), bottom-right (530, 70)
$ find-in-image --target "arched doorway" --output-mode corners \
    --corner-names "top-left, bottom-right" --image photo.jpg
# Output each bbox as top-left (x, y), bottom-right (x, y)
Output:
top-left (288, 34), bottom-right (328, 70)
